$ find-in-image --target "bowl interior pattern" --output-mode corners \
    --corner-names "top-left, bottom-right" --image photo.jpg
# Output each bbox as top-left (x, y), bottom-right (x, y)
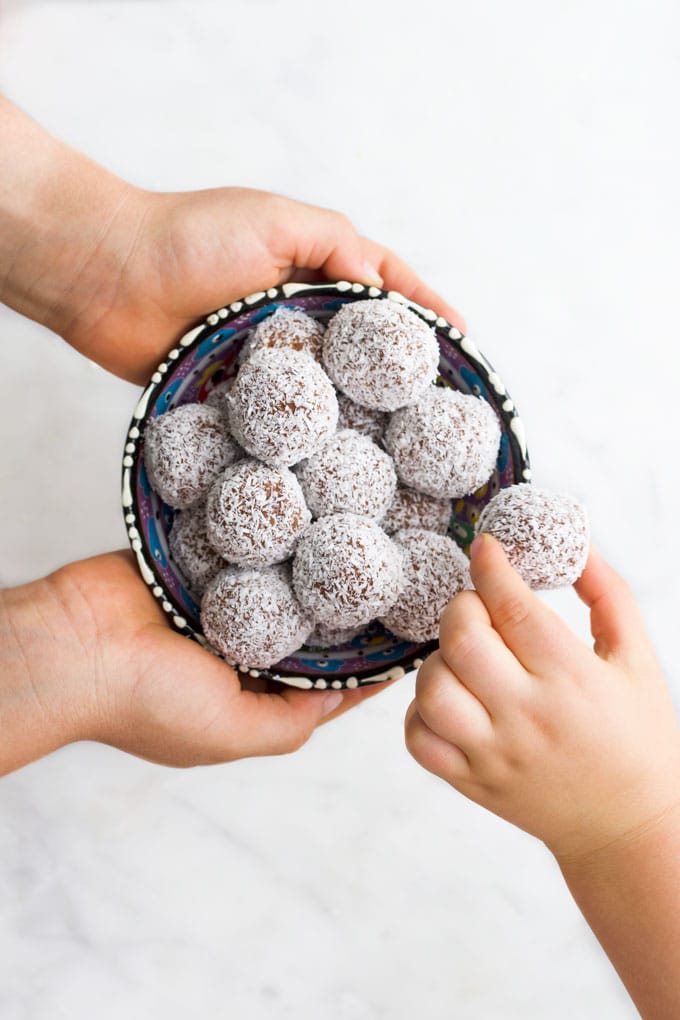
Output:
top-left (122, 282), bottom-right (530, 689)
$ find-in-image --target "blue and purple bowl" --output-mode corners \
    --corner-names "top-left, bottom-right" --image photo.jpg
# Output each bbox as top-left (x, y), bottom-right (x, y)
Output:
top-left (121, 281), bottom-right (530, 690)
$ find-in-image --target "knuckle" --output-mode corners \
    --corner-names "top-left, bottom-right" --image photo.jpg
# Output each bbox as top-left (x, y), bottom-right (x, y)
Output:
top-left (493, 593), bottom-right (530, 631)
top-left (440, 624), bottom-right (483, 671)
top-left (328, 208), bottom-right (355, 235)
top-left (281, 727), bottom-right (313, 755)
top-left (404, 706), bottom-right (428, 758)
top-left (415, 652), bottom-right (451, 717)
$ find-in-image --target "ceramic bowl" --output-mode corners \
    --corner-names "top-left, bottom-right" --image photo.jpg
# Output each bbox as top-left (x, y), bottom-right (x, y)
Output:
top-left (121, 281), bottom-right (530, 690)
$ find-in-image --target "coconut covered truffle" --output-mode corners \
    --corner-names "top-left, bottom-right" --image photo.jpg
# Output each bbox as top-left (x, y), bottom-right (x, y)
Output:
top-left (206, 459), bottom-right (311, 566)
top-left (226, 348), bottom-right (338, 467)
top-left (385, 386), bottom-right (501, 499)
top-left (476, 484), bottom-right (589, 590)
top-left (292, 512), bottom-right (404, 628)
top-left (242, 306), bottom-right (325, 363)
top-left (295, 429), bottom-right (397, 520)
top-left (322, 299), bottom-right (439, 412)
top-left (143, 403), bottom-right (241, 509)
top-left (306, 623), bottom-right (363, 649)
top-left (168, 504), bottom-right (226, 596)
top-left (336, 393), bottom-right (388, 443)
top-left (201, 566), bottom-right (312, 669)
top-left (380, 528), bottom-right (472, 643)
top-left (203, 377), bottom-right (234, 416)
top-left (381, 485), bottom-right (452, 536)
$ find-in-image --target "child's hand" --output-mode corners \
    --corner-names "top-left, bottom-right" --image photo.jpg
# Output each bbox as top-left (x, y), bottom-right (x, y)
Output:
top-left (405, 533), bottom-right (680, 863)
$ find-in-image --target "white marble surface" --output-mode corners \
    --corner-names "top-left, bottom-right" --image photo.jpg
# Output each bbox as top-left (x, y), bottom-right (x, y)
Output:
top-left (1, 1), bottom-right (678, 1016)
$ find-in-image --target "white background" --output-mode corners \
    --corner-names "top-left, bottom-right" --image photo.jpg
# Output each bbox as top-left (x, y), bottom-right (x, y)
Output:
top-left (1, 1), bottom-right (678, 1017)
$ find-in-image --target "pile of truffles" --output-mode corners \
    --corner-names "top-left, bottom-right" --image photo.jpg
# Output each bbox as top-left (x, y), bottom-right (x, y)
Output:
top-left (143, 299), bottom-right (588, 670)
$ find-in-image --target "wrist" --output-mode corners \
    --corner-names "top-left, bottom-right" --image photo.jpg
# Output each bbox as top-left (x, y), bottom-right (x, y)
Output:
top-left (554, 797), bottom-right (680, 881)
top-left (0, 572), bottom-right (101, 774)
top-left (0, 96), bottom-right (145, 348)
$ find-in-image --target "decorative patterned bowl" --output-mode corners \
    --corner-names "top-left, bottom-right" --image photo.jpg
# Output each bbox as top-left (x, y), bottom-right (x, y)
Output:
top-left (121, 281), bottom-right (530, 690)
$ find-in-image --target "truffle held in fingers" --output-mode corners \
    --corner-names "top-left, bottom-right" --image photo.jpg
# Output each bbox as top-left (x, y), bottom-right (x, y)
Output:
top-left (475, 483), bottom-right (590, 589)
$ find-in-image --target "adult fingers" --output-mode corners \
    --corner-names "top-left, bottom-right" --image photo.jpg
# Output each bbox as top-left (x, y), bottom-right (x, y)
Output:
top-left (251, 191), bottom-right (466, 330)
top-left (358, 236), bottom-right (467, 332)
top-left (438, 591), bottom-right (529, 714)
top-left (574, 546), bottom-right (653, 668)
top-left (414, 650), bottom-right (494, 756)
top-left (470, 534), bottom-right (584, 676)
top-left (222, 686), bottom-right (344, 759)
top-left (263, 194), bottom-right (384, 287)
top-left (316, 678), bottom-right (399, 724)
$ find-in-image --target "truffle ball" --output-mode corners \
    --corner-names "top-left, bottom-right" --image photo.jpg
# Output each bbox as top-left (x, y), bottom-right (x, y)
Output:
top-left (295, 429), bottom-right (397, 520)
top-left (322, 298), bottom-right (439, 412)
top-left (306, 623), bottom-right (363, 649)
top-left (292, 512), bottom-right (404, 628)
top-left (380, 529), bottom-right (472, 643)
top-left (242, 306), bottom-right (325, 363)
top-left (206, 459), bottom-right (311, 566)
top-left (201, 566), bottom-right (312, 669)
top-left (476, 484), bottom-right (590, 589)
top-left (143, 403), bottom-right (241, 509)
top-left (203, 377), bottom-right (234, 416)
top-left (336, 393), bottom-right (388, 443)
top-left (168, 504), bottom-right (227, 596)
top-left (226, 348), bottom-right (338, 467)
top-left (385, 386), bottom-right (501, 499)
top-left (381, 485), bottom-right (452, 536)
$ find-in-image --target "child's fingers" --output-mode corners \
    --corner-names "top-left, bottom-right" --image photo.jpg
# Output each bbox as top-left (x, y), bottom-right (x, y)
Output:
top-left (574, 546), bottom-right (652, 666)
top-left (470, 534), bottom-right (584, 675)
top-left (404, 698), bottom-right (471, 782)
top-left (357, 236), bottom-right (468, 333)
top-left (439, 591), bottom-right (530, 714)
top-left (414, 650), bottom-right (495, 756)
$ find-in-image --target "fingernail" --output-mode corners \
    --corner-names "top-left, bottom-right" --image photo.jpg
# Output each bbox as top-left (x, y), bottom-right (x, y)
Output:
top-left (362, 261), bottom-right (384, 288)
top-left (322, 692), bottom-right (344, 717)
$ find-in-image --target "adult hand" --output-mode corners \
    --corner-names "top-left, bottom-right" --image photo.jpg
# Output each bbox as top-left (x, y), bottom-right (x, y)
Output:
top-left (0, 550), bottom-right (386, 775)
top-left (0, 97), bottom-right (466, 385)
top-left (65, 186), bottom-right (467, 385)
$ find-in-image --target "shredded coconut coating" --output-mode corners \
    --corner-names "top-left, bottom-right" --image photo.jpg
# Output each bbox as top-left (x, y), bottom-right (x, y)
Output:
top-left (381, 485), bottom-right (452, 536)
top-left (292, 512), bottom-right (404, 628)
top-left (380, 528), bottom-right (472, 643)
top-left (201, 566), bottom-right (313, 669)
top-left (203, 377), bottom-right (234, 416)
top-left (322, 299), bottom-right (439, 412)
top-left (305, 623), bottom-right (363, 648)
top-left (295, 429), bottom-right (397, 520)
top-left (205, 459), bottom-right (311, 566)
top-left (336, 393), bottom-right (388, 443)
top-left (143, 403), bottom-right (242, 509)
top-left (241, 306), bottom-right (325, 363)
top-left (476, 484), bottom-right (590, 590)
top-left (226, 348), bottom-right (338, 467)
top-left (168, 504), bottom-right (227, 596)
top-left (385, 386), bottom-right (501, 499)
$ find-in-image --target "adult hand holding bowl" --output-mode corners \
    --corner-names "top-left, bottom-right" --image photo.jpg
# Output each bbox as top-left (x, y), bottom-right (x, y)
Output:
top-left (0, 92), bottom-right (472, 772)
